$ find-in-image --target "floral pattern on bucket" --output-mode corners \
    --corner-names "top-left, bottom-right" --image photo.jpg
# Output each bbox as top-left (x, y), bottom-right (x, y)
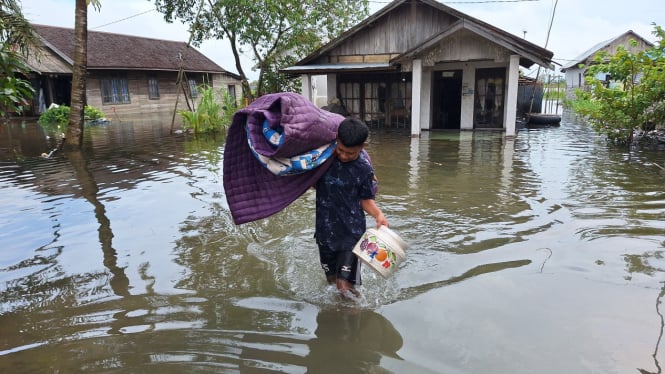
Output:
top-left (358, 232), bottom-right (398, 269)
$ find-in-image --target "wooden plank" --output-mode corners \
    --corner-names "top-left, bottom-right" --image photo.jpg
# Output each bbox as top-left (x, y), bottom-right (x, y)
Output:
top-left (363, 54), bottom-right (393, 63)
top-left (337, 56), bottom-right (365, 63)
top-left (333, 3), bottom-right (457, 55)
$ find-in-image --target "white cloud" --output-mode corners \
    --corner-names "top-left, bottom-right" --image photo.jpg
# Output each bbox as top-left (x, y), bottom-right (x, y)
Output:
top-left (445, 0), bottom-right (663, 73)
top-left (23, 0), bottom-right (665, 80)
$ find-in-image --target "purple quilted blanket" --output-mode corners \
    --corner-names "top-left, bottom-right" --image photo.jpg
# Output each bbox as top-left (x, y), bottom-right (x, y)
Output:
top-left (223, 92), bottom-right (344, 224)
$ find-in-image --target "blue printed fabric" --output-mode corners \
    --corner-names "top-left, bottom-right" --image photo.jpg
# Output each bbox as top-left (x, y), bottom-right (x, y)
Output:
top-left (262, 120), bottom-right (284, 147)
top-left (247, 119), bottom-right (336, 176)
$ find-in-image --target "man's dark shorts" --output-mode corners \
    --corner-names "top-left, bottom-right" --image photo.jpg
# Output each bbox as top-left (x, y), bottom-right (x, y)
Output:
top-left (317, 241), bottom-right (361, 285)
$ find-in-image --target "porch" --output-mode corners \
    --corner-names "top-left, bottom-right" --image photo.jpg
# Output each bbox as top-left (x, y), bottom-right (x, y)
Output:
top-left (300, 54), bottom-right (522, 136)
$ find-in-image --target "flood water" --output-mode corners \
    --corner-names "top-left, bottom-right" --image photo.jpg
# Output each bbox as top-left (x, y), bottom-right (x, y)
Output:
top-left (1, 112), bottom-right (664, 373)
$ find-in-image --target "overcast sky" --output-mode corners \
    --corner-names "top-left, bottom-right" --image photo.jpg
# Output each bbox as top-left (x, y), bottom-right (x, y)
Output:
top-left (22, 0), bottom-right (665, 80)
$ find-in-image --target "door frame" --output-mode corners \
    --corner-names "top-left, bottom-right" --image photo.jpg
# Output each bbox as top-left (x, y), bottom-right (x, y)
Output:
top-left (431, 69), bottom-right (463, 130)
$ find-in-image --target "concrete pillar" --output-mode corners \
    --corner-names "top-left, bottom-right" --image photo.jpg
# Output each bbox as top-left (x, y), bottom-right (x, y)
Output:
top-left (420, 67), bottom-right (432, 131)
top-left (504, 55), bottom-right (520, 136)
top-left (326, 74), bottom-right (337, 103)
top-left (411, 59), bottom-right (422, 137)
top-left (300, 74), bottom-right (312, 101)
top-left (460, 65), bottom-right (475, 130)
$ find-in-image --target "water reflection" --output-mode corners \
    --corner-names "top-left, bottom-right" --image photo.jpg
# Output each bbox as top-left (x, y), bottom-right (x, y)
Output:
top-left (0, 295), bottom-right (403, 373)
top-left (306, 307), bottom-right (402, 372)
top-left (407, 137), bottom-right (419, 190)
top-left (376, 130), bottom-right (560, 257)
top-left (394, 259), bottom-right (531, 302)
top-left (67, 150), bottom-right (129, 297)
top-left (638, 281), bottom-right (664, 374)
top-left (1, 115), bottom-right (665, 373)
top-left (0, 119), bottom-right (54, 161)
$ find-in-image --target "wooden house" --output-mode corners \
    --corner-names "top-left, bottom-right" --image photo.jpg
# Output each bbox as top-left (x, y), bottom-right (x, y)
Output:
top-left (560, 30), bottom-right (653, 98)
top-left (23, 24), bottom-right (242, 119)
top-left (281, 0), bottom-right (554, 136)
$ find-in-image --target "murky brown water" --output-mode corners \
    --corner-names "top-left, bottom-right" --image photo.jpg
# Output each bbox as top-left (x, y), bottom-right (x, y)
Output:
top-left (1, 112), bottom-right (664, 373)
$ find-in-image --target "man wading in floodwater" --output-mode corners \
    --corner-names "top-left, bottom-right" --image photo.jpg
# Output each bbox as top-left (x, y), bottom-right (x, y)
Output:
top-left (314, 117), bottom-right (389, 299)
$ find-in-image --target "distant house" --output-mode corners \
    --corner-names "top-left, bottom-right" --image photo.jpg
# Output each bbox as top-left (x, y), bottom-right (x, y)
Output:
top-left (281, 0), bottom-right (554, 136)
top-left (23, 24), bottom-right (242, 119)
top-left (560, 30), bottom-right (653, 97)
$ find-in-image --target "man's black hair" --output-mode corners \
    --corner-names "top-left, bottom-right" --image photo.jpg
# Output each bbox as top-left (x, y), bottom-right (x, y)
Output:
top-left (337, 117), bottom-right (369, 147)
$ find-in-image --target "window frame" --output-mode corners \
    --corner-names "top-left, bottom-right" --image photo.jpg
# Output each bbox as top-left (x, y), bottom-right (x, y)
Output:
top-left (148, 77), bottom-right (160, 100)
top-left (100, 76), bottom-right (131, 105)
top-left (188, 79), bottom-right (198, 98)
top-left (227, 84), bottom-right (236, 101)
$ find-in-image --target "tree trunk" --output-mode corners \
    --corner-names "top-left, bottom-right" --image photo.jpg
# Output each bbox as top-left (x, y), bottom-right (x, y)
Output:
top-left (65, 0), bottom-right (88, 150)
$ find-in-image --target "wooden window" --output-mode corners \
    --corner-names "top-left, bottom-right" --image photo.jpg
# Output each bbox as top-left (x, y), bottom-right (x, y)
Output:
top-left (363, 82), bottom-right (383, 125)
top-left (338, 73), bottom-right (412, 129)
top-left (368, 82), bottom-right (382, 113)
top-left (339, 82), bottom-right (360, 116)
top-left (188, 79), bottom-right (198, 98)
top-left (474, 67), bottom-right (506, 129)
top-left (386, 81), bottom-right (411, 128)
top-left (227, 84), bottom-right (236, 101)
top-left (148, 78), bottom-right (160, 99)
top-left (100, 76), bottom-right (130, 105)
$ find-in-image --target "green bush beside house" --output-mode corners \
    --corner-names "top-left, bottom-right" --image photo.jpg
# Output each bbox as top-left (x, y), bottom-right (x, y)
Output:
top-left (568, 24), bottom-right (665, 144)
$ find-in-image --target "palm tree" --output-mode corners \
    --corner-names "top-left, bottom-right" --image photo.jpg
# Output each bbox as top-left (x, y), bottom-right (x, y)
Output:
top-left (65, 0), bottom-right (89, 148)
top-left (0, 0), bottom-right (40, 53)
top-left (64, 0), bottom-right (101, 149)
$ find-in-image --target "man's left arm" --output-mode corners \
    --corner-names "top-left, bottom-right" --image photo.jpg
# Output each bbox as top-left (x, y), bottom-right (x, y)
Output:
top-left (361, 199), bottom-right (389, 228)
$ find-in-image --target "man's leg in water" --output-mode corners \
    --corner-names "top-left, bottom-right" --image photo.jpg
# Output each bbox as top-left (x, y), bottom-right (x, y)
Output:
top-left (336, 251), bottom-right (361, 298)
top-left (336, 278), bottom-right (360, 297)
top-left (319, 243), bottom-right (361, 298)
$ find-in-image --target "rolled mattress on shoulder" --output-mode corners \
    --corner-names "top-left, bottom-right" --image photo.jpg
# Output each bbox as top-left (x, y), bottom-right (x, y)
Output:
top-left (223, 92), bottom-right (344, 225)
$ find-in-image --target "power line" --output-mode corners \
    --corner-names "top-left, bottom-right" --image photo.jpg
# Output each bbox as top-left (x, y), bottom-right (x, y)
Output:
top-left (91, 1), bottom-right (540, 32)
top-left (90, 9), bottom-right (155, 30)
top-left (88, 6), bottom-right (256, 63)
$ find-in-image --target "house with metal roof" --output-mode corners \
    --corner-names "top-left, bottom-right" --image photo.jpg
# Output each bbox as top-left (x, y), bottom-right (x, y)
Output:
top-left (24, 24), bottom-right (242, 119)
top-left (281, 0), bottom-right (554, 136)
top-left (560, 30), bottom-right (653, 98)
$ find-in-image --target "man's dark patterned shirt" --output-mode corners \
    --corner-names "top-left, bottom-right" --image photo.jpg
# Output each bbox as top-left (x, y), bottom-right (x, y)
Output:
top-left (315, 153), bottom-right (376, 252)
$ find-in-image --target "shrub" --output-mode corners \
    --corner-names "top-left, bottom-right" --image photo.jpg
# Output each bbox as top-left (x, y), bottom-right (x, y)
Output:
top-left (84, 105), bottom-right (105, 121)
top-left (180, 85), bottom-right (238, 133)
top-left (569, 24), bottom-right (665, 144)
top-left (38, 104), bottom-right (106, 133)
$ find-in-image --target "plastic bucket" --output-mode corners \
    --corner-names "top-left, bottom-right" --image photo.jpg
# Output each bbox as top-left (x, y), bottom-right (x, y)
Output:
top-left (352, 226), bottom-right (408, 278)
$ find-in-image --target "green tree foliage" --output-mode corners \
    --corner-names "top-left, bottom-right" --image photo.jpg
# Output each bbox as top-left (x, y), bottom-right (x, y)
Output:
top-left (153, 0), bottom-right (369, 100)
top-left (262, 54), bottom-right (300, 94)
top-left (0, 0), bottom-right (40, 121)
top-left (571, 24), bottom-right (665, 144)
top-left (0, 45), bottom-right (34, 120)
top-left (0, 0), bottom-right (40, 54)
